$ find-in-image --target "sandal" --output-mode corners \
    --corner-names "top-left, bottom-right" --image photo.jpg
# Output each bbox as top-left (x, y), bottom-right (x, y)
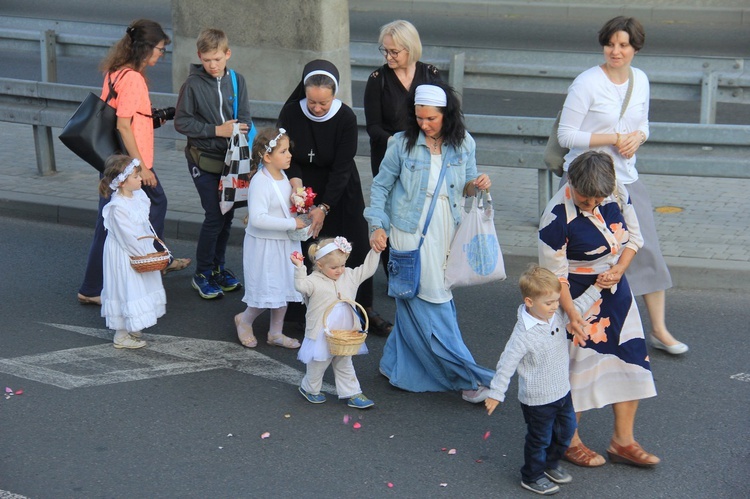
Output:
top-left (366, 309), bottom-right (393, 336)
top-left (564, 442), bottom-right (606, 467)
top-left (162, 257), bottom-right (192, 275)
top-left (77, 293), bottom-right (101, 306)
top-left (267, 333), bottom-right (301, 349)
top-left (607, 440), bottom-right (660, 467)
top-left (235, 314), bottom-right (257, 348)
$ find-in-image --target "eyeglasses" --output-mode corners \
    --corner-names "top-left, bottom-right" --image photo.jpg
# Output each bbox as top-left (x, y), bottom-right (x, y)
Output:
top-left (153, 45), bottom-right (166, 54)
top-left (378, 46), bottom-right (407, 58)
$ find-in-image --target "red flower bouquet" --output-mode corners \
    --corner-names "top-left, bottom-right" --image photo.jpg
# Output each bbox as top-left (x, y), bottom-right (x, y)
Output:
top-left (290, 186), bottom-right (317, 214)
top-left (287, 187), bottom-right (316, 242)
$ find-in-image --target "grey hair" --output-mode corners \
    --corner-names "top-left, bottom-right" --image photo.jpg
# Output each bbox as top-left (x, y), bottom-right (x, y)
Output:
top-left (567, 151), bottom-right (617, 198)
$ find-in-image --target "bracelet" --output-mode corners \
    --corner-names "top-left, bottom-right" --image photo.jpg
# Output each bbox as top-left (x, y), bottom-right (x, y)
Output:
top-left (317, 204), bottom-right (330, 216)
top-left (370, 226), bottom-right (382, 234)
top-left (614, 133), bottom-right (621, 147)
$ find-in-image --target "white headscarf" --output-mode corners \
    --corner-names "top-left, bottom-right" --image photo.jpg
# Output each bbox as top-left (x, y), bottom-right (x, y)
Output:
top-left (415, 84), bottom-right (447, 107)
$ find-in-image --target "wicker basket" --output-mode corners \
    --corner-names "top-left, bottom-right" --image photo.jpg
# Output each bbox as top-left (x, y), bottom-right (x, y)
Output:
top-left (323, 299), bottom-right (369, 356)
top-left (129, 235), bottom-right (171, 273)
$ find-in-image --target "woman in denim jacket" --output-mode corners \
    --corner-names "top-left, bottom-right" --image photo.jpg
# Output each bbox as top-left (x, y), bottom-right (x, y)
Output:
top-left (365, 81), bottom-right (495, 402)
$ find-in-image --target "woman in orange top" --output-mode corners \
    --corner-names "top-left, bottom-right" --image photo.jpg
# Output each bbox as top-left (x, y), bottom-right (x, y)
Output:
top-left (78, 19), bottom-right (190, 305)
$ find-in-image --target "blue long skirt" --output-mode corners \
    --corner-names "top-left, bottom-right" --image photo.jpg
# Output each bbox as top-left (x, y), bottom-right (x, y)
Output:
top-left (379, 297), bottom-right (494, 392)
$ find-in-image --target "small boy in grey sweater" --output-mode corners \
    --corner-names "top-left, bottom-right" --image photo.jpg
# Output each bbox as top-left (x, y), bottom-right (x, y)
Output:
top-left (485, 265), bottom-right (601, 496)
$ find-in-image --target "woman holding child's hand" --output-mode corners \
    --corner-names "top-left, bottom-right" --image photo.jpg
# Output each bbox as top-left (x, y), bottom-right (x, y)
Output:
top-left (364, 80), bottom-right (494, 402)
top-left (539, 150), bottom-right (659, 468)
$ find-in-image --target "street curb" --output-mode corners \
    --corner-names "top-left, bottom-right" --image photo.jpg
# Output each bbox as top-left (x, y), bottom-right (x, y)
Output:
top-left (3, 189), bottom-right (748, 293)
top-left (349, 0), bottom-right (750, 25)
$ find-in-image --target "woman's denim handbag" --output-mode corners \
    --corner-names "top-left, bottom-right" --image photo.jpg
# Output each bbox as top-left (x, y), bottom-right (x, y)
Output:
top-left (387, 247), bottom-right (421, 299)
top-left (386, 162), bottom-right (447, 299)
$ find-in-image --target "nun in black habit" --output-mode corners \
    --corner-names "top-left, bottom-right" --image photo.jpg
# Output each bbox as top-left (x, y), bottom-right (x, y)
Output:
top-left (278, 59), bottom-right (392, 335)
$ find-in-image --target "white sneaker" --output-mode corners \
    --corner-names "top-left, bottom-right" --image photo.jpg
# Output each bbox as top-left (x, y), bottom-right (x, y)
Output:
top-left (114, 334), bottom-right (147, 349)
top-left (462, 385), bottom-right (489, 403)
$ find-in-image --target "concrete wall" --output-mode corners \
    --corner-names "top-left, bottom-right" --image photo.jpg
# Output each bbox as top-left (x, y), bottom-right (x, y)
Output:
top-left (170, 0), bottom-right (352, 105)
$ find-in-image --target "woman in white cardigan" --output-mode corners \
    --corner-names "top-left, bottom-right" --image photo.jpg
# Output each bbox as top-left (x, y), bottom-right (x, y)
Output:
top-left (556, 15), bottom-right (687, 467)
top-left (558, 15), bottom-right (688, 355)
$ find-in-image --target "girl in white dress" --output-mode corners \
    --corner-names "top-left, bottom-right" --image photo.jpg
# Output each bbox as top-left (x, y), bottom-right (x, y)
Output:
top-left (100, 155), bottom-right (167, 349)
top-left (235, 128), bottom-right (307, 349)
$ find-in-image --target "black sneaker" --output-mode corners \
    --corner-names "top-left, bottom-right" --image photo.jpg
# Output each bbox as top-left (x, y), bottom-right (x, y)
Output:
top-left (212, 266), bottom-right (242, 292)
top-left (544, 465), bottom-right (572, 484)
top-left (521, 476), bottom-right (560, 495)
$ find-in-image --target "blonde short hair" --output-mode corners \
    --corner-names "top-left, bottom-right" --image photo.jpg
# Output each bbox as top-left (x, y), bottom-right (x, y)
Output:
top-left (519, 264), bottom-right (562, 300)
top-left (196, 28), bottom-right (229, 54)
top-left (308, 238), bottom-right (349, 267)
top-left (378, 20), bottom-right (422, 66)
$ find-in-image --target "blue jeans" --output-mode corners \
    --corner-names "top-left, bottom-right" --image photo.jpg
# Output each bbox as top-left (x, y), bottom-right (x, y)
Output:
top-left (79, 170), bottom-right (168, 297)
top-left (188, 161), bottom-right (235, 275)
top-left (519, 392), bottom-right (576, 483)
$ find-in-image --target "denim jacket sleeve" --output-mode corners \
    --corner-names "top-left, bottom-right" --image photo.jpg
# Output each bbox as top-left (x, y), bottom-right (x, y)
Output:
top-left (460, 132), bottom-right (478, 188)
top-left (363, 133), bottom-right (406, 234)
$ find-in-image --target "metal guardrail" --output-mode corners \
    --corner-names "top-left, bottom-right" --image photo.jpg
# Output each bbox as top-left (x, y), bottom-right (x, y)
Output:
top-left (2, 78), bottom-right (748, 215)
top-left (0, 18), bottom-right (747, 125)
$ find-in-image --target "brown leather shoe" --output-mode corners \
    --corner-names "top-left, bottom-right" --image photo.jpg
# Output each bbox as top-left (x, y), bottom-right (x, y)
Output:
top-left (607, 440), bottom-right (660, 467)
top-left (564, 442), bottom-right (606, 467)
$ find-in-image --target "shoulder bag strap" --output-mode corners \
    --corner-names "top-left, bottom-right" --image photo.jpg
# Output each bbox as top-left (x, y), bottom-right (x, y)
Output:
top-left (418, 161), bottom-right (448, 249)
top-left (104, 68), bottom-right (133, 104)
top-left (230, 69), bottom-right (238, 120)
top-left (266, 170), bottom-right (292, 220)
top-left (619, 67), bottom-right (635, 120)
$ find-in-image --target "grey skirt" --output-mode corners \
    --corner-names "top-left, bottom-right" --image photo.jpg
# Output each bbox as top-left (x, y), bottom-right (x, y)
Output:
top-left (622, 178), bottom-right (672, 295)
top-left (558, 174), bottom-right (672, 296)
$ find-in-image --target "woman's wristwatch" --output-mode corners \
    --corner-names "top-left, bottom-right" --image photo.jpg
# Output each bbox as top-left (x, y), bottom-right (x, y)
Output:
top-left (317, 203), bottom-right (330, 216)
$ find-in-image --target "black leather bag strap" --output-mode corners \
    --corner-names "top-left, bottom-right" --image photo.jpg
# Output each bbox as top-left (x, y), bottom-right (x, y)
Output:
top-left (103, 68), bottom-right (133, 104)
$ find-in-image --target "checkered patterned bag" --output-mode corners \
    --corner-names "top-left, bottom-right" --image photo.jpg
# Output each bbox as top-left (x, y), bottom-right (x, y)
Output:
top-left (219, 123), bottom-right (251, 214)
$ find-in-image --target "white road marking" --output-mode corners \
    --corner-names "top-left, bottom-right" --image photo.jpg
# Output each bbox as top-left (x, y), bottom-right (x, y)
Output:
top-left (0, 491), bottom-right (29, 499)
top-left (730, 372), bottom-right (750, 383)
top-left (0, 323), bottom-right (336, 393)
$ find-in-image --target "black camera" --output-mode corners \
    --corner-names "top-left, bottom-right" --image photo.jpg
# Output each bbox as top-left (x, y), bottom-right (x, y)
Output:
top-left (151, 107), bottom-right (176, 129)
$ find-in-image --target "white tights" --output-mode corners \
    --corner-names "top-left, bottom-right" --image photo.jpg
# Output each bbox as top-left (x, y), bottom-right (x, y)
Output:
top-left (241, 306), bottom-right (287, 336)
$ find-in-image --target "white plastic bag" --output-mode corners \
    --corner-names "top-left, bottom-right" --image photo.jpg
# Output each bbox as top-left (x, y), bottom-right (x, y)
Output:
top-left (444, 191), bottom-right (506, 289)
top-left (219, 123), bottom-right (251, 214)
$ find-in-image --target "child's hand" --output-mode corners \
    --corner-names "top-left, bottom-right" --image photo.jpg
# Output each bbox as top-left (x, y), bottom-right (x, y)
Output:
top-left (290, 251), bottom-right (304, 267)
top-left (485, 397), bottom-right (500, 415)
top-left (216, 119), bottom-right (239, 138)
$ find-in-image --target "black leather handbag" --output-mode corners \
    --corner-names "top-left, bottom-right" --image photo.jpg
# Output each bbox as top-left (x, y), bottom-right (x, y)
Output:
top-left (59, 71), bottom-right (129, 172)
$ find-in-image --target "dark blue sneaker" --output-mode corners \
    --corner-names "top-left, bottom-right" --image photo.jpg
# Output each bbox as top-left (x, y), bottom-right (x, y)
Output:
top-left (192, 273), bottom-right (224, 299)
top-left (521, 476), bottom-right (560, 495)
top-left (544, 465), bottom-right (572, 484)
top-left (347, 393), bottom-right (374, 409)
top-left (212, 266), bottom-right (241, 292)
top-left (299, 386), bottom-right (326, 404)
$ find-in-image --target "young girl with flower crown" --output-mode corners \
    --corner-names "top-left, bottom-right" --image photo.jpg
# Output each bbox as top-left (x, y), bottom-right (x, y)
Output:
top-left (290, 237), bottom-right (381, 409)
top-left (100, 155), bottom-right (167, 349)
top-left (234, 128), bottom-right (308, 349)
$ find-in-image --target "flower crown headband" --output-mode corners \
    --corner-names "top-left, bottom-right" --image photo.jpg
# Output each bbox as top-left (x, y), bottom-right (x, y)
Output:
top-left (109, 158), bottom-right (140, 191)
top-left (264, 128), bottom-right (286, 153)
top-left (315, 236), bottom-right (352, 261)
